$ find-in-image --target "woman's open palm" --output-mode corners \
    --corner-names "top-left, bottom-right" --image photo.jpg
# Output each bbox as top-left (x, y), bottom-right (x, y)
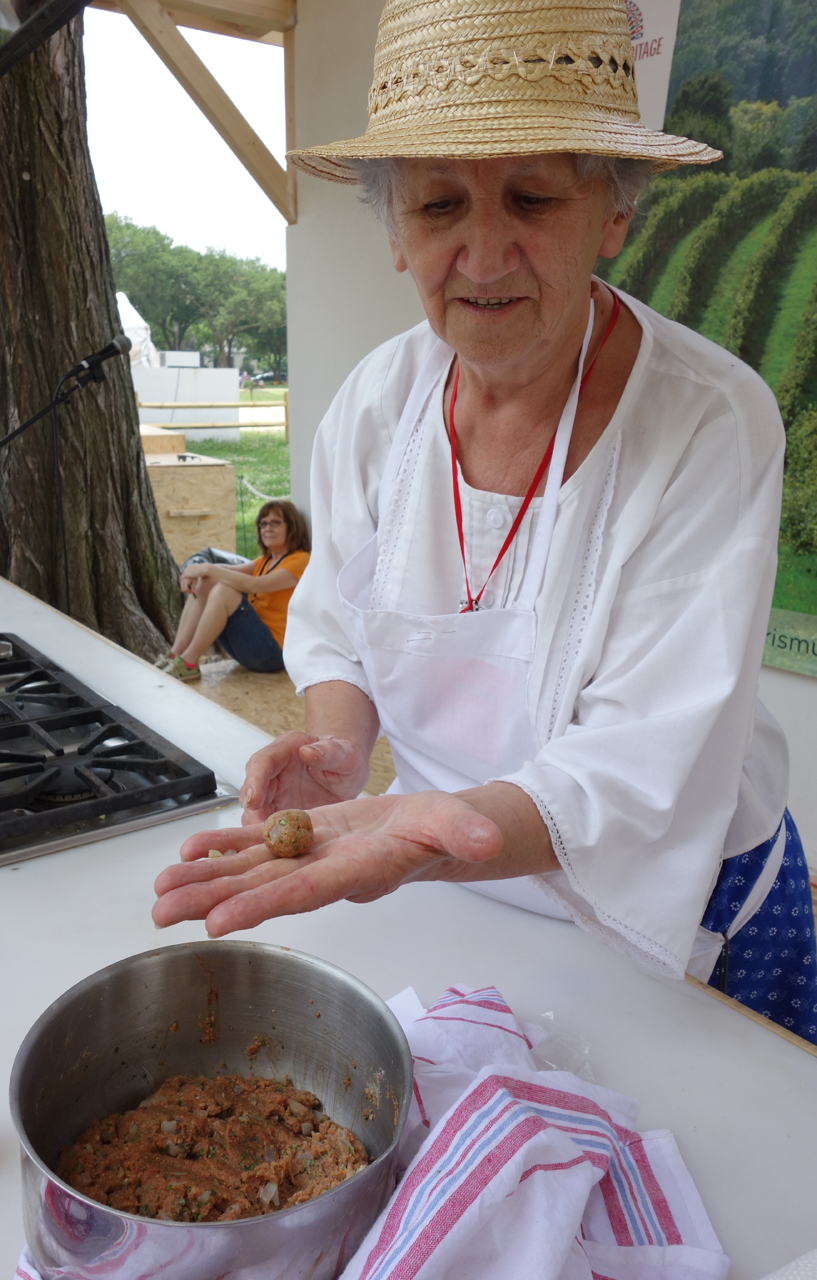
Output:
top-left (153, 791), bottom-right (503, 936)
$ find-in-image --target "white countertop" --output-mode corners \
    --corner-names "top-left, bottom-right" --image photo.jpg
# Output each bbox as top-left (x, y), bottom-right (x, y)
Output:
top-left (2, 578), bottom-right (816, 1278)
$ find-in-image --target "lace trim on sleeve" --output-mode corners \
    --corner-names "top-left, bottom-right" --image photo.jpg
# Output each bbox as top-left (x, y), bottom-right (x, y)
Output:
top-left (492, 774), bottom-right (686, 979)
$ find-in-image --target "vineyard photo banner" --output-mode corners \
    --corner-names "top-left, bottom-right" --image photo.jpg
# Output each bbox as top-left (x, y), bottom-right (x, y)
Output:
top-left (613, 0), bottom-right (817, 676)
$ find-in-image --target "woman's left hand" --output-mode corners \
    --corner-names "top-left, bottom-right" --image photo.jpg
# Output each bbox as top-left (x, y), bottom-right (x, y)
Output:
top-left (152, 792), bottom-right (503, 936)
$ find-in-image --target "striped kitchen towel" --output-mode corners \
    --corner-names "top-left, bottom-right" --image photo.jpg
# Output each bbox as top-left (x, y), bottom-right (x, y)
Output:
top-left (340, 985), bottom-right (730, 1280)
top-left (15, 986), bottom-right (730, 1280)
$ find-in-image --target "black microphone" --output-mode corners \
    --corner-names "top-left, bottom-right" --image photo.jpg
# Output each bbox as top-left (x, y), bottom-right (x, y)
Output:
top-left (65, 334), bottom-right (132, 379)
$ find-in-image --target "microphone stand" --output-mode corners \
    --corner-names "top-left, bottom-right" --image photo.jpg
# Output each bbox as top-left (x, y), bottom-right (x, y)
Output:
top-left (0, 363), bottom-right (109, 617)
top-left (0, 364), bottom-right (106, 451)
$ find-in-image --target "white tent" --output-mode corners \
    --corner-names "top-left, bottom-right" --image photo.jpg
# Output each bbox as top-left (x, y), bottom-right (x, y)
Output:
top-left (116, 291), bottom-right (160, 368)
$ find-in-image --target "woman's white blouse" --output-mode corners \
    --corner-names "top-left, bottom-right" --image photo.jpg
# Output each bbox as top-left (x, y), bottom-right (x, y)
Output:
top-left (285, 292), bottom-right (788, 980)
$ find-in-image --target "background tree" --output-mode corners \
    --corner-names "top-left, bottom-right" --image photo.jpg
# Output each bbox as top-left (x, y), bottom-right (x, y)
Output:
top-left (104, 223), bottom-right (288, 371)
top-left (242, 270), bottom-right (287, 377)
top-left (726, 95), bottom-right (817, 177)
top-left (106, 213), bottom-right (204, 349)
top-left (246, 318), bottom-right (288, 380)
top-left (789, 97), bottom-right (817, 170)
top-left (194, 252), bottom-right (286, 368)
top-left (0, 19), bottom-right (180, 657)
top-left (730, 99), bottom-right (786, 175)
top-left (668, 0), bottom-right (817, 109)
top-left (664, 71), bottom-right (735, 170)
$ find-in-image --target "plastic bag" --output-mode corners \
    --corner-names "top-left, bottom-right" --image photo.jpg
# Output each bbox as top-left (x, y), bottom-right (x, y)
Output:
top-left (179, 546), bottom-right (252, 575)
top-left (528, 1011), bottom-right (595, 1082)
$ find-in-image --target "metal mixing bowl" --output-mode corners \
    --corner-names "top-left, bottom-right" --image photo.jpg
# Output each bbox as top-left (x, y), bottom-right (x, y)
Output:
top-left (10, 941), bottom-right (413, 1280)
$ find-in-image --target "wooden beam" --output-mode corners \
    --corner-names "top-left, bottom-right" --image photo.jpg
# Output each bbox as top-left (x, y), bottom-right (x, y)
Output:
top-left (170, 0), bottom-right (293, 33)
top-left (118, 0), bottom-right (295, 223)
top-left (92, 0), bottom-right (292, 40)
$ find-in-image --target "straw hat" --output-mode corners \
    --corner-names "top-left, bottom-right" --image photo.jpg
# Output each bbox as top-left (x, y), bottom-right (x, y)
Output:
top-left (288, 0), bottom-right (721, 182)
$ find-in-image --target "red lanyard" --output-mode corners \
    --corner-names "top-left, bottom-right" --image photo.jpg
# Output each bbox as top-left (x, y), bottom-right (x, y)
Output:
top-left (450, 294), bottom-right (621, 613)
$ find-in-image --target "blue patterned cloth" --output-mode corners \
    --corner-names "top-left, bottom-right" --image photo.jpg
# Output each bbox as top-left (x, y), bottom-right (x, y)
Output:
top-left (701, 810), bottom-right (817, 1044)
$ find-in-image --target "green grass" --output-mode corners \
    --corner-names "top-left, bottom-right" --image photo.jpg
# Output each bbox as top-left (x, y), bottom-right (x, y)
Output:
top-left (646, 226), bottom-right (700, 316)
top-left (240, 387), bottom-right (287, 403)
top-left (772, 539), bottom-right (817, 614)
top-left (193, 430), bottom-right (291, 557)
top-left (759, 223), bottom-right (817, 392)
top-left (698, 213), bottom-right (776, 348)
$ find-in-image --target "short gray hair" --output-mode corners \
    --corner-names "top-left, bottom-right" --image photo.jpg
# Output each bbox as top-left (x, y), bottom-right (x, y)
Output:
top-left (346, 154), bottom-right (654, 234)
top-left (574, 154), bottom-right (655, 214)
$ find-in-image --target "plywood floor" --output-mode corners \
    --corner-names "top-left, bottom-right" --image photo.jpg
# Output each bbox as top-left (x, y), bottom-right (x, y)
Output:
top-left (192, 658), bottom-right (397, 796)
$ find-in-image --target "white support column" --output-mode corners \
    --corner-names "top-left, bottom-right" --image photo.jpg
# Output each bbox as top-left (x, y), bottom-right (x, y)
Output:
top-left (285, 0), bottom-right (425, 515)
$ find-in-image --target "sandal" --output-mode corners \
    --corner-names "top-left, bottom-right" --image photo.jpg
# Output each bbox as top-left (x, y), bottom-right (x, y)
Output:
top-left (165, 655), bottom-right (201, 682)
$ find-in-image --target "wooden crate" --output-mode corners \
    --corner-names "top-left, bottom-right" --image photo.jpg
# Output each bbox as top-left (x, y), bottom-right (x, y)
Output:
top-left (140, 425), bottom-right (186, 454)
top-left (145, 452), bottom-right (235, 563)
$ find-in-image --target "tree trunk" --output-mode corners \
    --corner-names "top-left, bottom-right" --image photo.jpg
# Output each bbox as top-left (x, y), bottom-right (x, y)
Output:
top-left (0, 17), bottom-right (181, 658)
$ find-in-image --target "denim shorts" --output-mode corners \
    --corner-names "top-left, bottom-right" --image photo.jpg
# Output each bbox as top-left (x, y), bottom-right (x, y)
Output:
top-left (218, 598), bottom-right (285, 672)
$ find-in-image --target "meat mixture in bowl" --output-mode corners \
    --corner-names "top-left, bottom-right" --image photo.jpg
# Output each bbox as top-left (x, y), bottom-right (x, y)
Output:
top-left (55, 1075), bottom-right (369, 1222)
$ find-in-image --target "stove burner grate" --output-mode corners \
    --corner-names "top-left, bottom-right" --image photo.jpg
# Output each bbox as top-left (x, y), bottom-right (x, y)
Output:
top-left (23, 763), bottom-right (116, 805)
top-left (0, 635), bottom-right (236, 864)
top-left (0, 638), bottom-right (111, 726)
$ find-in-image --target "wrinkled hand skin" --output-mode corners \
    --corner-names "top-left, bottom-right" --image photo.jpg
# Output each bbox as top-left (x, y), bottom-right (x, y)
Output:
top-left (153, 791), bottom-right (503, 937)
top-left (238, 732), bottom-right (371, 826)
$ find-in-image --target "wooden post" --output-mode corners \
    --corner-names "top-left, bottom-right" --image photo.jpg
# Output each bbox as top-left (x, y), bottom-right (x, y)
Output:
top-left (283, 24), bottom-right (296, 223)
top-left (283, 27), bottom-right (295, 449)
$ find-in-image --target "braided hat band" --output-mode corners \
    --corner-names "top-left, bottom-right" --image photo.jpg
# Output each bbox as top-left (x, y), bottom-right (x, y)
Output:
top-left (288, 0), bottom-right (721, 181)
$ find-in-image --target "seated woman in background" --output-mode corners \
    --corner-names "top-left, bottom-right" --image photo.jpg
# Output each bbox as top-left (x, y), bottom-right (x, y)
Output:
top-left (158, 501), bottom-right (310, 681)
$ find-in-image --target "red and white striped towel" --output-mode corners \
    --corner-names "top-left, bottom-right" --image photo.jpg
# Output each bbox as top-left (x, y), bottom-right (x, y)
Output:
top-left (340, 985), bottom-right (730, 1280)
top-left (15, 985), bottom-right (729, 1280)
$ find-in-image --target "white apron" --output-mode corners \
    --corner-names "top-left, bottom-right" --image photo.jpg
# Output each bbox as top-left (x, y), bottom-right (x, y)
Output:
top-left (337, 309), bottom-right (595, 919)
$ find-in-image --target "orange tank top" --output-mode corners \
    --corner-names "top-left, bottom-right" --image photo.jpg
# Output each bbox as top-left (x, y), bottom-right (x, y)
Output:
top-left (248, 549), bottom-right (310, 649)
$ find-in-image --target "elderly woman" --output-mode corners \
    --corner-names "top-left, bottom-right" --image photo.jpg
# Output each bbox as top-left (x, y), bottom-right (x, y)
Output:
top-left (158, 500), bottom-right (310, 680)
top-left (154, 0), bottom-right (817, 1042)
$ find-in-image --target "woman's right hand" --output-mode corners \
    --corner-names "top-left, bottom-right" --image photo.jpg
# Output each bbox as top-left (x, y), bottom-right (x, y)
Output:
top-left (179, 569), bottom-right (203, 595)
top-left (239, 731), bottom-right (371, 823)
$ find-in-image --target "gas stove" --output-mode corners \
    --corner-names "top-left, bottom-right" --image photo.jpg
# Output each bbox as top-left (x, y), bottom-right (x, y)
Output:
top-left (0, 635), bottom-right (238, 865)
